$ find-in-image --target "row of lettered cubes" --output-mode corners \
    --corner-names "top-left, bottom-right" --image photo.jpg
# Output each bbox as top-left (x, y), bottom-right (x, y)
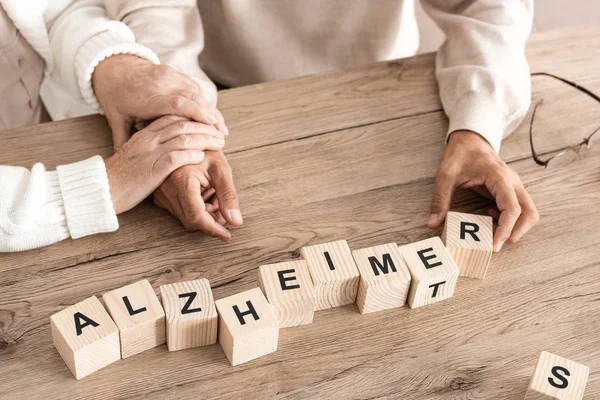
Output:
top-left (51, 212), bottom-right (493, 379)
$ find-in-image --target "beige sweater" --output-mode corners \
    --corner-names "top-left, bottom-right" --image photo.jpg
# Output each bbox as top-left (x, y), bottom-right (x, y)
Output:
top-left (105, 0), bottom-right (533, 152)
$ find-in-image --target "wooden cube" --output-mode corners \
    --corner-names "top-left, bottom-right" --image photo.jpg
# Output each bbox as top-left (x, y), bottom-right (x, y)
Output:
top-left (102, 279), bottom-right (166, 358)
top-left (352, 243), bottom-right (412, 314)
top-left (50, 296), bottom-right (120, 380)
top-left (300, 240), bottom-right (360, 310)
top-left (215, 288), bottom-right (279, 366)
top-left (400, 237), bottom-right (459, 309)
top-left (442, 211), bottom-right (493, 279)
top-left (159, 279), bottom-right (218, 351)
top-left (524, 351), bottom-right (589, 399)
top-left (258, 260), bottom-right (316, 328)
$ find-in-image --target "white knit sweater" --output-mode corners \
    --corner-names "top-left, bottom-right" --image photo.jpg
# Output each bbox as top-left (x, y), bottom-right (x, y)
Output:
top-left (0, 157), bottom-right (118, 252)
top-left (0, 0), bottom-right (160, 251)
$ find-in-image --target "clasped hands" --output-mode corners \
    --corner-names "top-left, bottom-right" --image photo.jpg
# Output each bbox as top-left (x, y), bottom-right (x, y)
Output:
top-left (93, 55), bottom-right (539, 248)
top-left (94, 55), bottom-right (241, 242)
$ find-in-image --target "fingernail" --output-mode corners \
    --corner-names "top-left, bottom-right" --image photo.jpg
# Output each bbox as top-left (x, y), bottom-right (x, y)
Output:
top-left (208, 114), bottom-right (218, 124)
top-left (223, 124), bottom-right (229, 136)
top-left (229, 209), bottom-right (243, 225)
top-left (494, 240), bottom-right (504, 252)
top-left (427, 213), bottom-right (439, 227)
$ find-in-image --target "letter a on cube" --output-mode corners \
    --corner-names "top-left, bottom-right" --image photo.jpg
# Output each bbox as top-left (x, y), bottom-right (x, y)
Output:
top-left (352, 243), bottom-right (412, 314)
top-left (215, 288), bottom-right (279, 366)
top-left (442, 211), bottom-right (493, 279)
top-left (258, 260), bottom-right (316, 328)
top-left (524, 351), bottom-right (589, 400)
top-left (102, 279), bottom-right (166, 358)
top-left (50, 296), bottom-right (120, 380)
top-left (159, 279), bottom-right (218, 351)
top-left (400, 237), bottom-right (459, 309)
top-left (300, 240), bottom-right (360, 310)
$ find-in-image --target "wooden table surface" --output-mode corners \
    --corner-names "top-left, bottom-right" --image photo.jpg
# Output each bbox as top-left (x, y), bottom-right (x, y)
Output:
top-left (1, 25), bottom-right (600, 400)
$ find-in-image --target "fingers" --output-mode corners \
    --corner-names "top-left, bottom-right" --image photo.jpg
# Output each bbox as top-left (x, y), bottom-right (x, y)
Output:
top-left (153, 150), bottom-right (205, 179)
top-left (212, 107), bottom-right (229, 136)
top-left (160, 132), bottom-right (225, 154)
top-left (178, 176), bottom-right (232, 241)
top-left (210, 155), bottom-right (243, 226)
top-left (158, 119), bottom-right (224, 143)
top-left (428, 168), bottom-right (456, 228)
top-left (507, 184), bottom-right (539, 244)
top-left (486, 173), bottom-right (521, 252)
top-left (150, 94), bottom-right (222, 128)
top-left (202, 187), bottom-right (216, 202)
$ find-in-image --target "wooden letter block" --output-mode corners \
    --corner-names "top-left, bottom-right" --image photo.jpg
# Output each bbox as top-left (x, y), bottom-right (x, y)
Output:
top-left (400, 237), bottom-right (459, 309)
top-left (442, 211), bottom-right (493, 279)
top-left (50, 296), bottom-right (120, 380)
top-left (215, 288), bottom-right (279, 366)
top-left (352, 243), bottom-right (412, 314)
top-left (159, 279), bottom-right (218, 351)
top-left (102, 279), bottom-right (166, 358)
top-left (525, 351), bottom-right (589, 400)
top-left (258, 260), bottom-right (316, 328)
top-left (300, 240), bottom-right (360, 310)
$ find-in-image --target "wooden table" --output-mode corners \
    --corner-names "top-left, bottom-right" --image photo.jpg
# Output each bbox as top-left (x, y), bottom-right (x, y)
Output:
top-left (1, 25), bottom-right (600, 399)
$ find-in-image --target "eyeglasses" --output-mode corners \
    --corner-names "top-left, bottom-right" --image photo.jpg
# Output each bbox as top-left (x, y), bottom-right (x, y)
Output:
top-left (529, 72), bottom-right (600, 168)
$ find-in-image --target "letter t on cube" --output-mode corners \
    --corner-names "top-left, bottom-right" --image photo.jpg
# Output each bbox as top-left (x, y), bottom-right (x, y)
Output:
top-left (258, 260), bottom-right (316, 328)
top-left (300, 240), bottom-right (360, 310)
top-left (400, 237), bottom-right (459, 309)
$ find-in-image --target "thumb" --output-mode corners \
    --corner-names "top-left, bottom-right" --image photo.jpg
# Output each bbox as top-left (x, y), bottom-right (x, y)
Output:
top-left (211, 158), bottom-right (243, 227)
top-left (428, 170), bottom-right (456, 228)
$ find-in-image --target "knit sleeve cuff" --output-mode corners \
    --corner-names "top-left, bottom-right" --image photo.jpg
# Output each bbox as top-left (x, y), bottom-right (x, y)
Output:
top-left (75, 24), bottom-right (160, 114)
top-left (56, 156), bottom-right (119, 239)
top-left (446, 93), bottom-right (506, 153)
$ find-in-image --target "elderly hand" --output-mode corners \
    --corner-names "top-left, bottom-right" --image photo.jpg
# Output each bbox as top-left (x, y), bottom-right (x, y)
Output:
top-left (92, 54), bottom-right (228, 150)
top-left (153, 150), bottom-right (242, 242)
top-left (105, 115), bottom-right (225, 214)
top-left (427, 130), bottom-right (539, 252)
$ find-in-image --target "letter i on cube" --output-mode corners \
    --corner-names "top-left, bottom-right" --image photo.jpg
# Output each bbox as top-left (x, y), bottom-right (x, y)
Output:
top-left (300, 240), bottom-right (360, 310)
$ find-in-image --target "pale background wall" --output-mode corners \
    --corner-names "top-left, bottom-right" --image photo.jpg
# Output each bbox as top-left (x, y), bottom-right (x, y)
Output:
top-left (415, 0), bottom-right (600, 54)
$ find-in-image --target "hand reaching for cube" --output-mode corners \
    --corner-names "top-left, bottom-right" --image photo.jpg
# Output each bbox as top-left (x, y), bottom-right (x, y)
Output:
top-left (428, 130), bottom-right (540, 252)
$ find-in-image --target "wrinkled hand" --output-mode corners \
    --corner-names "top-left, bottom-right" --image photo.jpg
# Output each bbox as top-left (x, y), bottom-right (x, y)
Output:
top-left (92, 54), bottom-right (228, 150)
top-left (153, 150), bottom-right (242, 241)
top-left (427, 130), bottom-right (539, 252)
top-left (105, 115), bottom-right (225, 214)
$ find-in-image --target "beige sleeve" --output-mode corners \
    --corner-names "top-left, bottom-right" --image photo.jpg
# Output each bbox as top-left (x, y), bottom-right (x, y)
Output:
top-left (103, 0), bottom-right (217, 106)
top-left (421, 0), bottom-right (534, 152)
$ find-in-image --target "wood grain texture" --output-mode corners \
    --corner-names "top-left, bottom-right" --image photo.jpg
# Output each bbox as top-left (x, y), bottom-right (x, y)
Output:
top-left (524, 351), bottom-right (589, 399)
top-left (214, 288), bottom-right (278, 366)
top-left (401, 237), bottom-right (460, 309)
top-left (159, 279), bottom-right (217, 351)
top-left (102, 280), bottom-right (166, 359)
top-left (50, 296), bottom-right (120, 380)
top-left (257, 260), bottom-right (316, 328)
top-left (1, 25), bottom-right (600, 399)
top-left (352, 243), bottom-right (411, 314)
top-left (300, 240), bottom-right (360, 311)
top-left (442, 212), bottom-right (493, 279)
